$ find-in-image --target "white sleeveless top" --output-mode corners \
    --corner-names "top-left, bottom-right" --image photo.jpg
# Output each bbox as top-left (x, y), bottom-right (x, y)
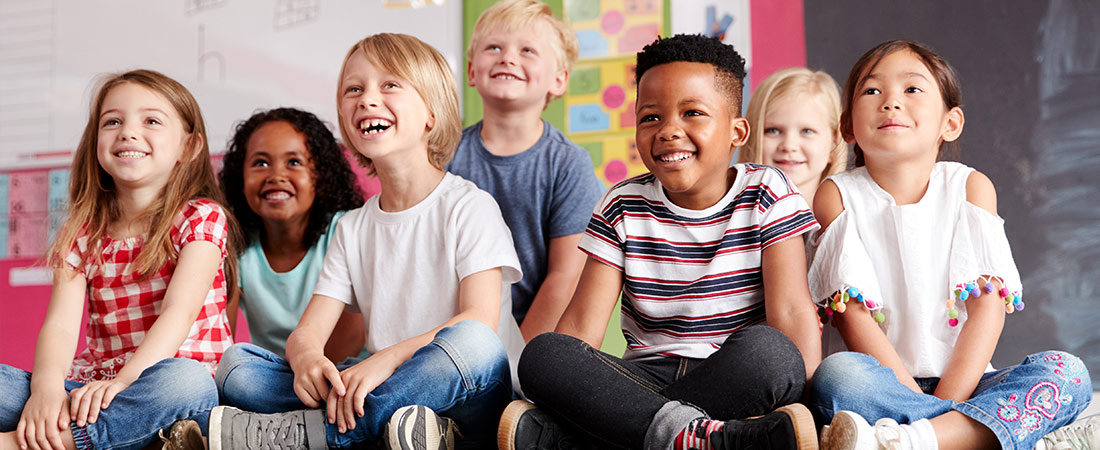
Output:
top-left (808, 162), bottom-right (1023, 378)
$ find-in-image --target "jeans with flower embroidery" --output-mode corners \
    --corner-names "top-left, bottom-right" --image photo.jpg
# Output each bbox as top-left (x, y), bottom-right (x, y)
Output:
top-left (810, 351), bottom-right (1092, 450)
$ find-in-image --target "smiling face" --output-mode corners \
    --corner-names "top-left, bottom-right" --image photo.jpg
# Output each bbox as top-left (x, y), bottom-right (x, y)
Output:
top-left (96, 82), bottom-right (190, 192)
top-left (242, 121), bottom-right (316, 229)
top-left (467, 19), bottom-right (567, 111)
top-left (635, 61), bottom-right (749, 210)
top-left (849, 49), bottom-right (962, 165)
top-left (761, 92), bottom-right (835, 191)
top-left (339, 49), bottom-right (433, 170)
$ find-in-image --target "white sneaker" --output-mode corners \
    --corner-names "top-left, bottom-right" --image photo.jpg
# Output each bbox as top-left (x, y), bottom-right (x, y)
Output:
top-left (821, 411), bottom-right (925, 450)
top-left (871, 418), bottom-right (915, 450)
top-left (821, 411), bottom-right (878, 450)
top-left (384, 405), bottom-right (456, 450)
top-left (1035, 415), bottom-right (1100, 450)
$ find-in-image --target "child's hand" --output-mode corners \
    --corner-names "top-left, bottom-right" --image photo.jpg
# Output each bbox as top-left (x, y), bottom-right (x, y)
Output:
top-left (17, 387), bottom-right (70, 450)
top-left (68, 378), bottom-right (131, 427)
top-left (330, 354), bottom-right (398, 434)
top-left (292, 353), bottom-right (345, 409)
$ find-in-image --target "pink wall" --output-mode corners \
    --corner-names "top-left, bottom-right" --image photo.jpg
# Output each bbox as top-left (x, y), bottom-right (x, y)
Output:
top-left (750, 0), bottom-right (807, 90)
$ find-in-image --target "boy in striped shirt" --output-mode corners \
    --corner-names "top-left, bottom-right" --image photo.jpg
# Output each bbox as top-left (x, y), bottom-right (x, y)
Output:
top-left (500, 34), bottom-right (823, 450)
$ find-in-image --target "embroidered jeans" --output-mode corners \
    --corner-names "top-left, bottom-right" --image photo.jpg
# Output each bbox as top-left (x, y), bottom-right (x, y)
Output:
top-left (810, 351), bottom-right (1092, 450)
top-left (215, 320), bottom-right (513, 449)
top-left (0, 358), bottom-right (217, 450)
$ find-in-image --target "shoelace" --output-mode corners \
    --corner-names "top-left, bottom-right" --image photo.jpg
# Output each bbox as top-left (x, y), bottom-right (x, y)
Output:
top-left (1038, 420), bottom-right (1098, 450)
top-left (244, 415), bottom-right (305, 449)
top-left (873, 419), bottom-right (909, 450)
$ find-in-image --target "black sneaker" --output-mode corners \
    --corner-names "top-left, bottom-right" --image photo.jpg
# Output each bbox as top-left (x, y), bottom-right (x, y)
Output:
top-left (497, 400), bottom-right (596, 450)
top-left (711, 403), bottom-right (818, 450)
top-left (208, 406), bottom-right (328, 450)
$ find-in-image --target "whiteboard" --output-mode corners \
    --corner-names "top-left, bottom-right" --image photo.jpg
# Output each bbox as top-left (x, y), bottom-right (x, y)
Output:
top-left (0, 0), bottom-right (463, 165)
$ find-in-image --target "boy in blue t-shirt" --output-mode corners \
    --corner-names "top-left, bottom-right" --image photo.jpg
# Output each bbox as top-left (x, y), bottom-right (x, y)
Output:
top-left (501, 35), bottom-right (824, 450)
top-left (448, 0), bottom-right (602, 341)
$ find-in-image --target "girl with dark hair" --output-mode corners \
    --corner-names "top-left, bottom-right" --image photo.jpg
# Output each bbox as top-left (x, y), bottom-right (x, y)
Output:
top-left (216, 107), bottom-right (365, 360)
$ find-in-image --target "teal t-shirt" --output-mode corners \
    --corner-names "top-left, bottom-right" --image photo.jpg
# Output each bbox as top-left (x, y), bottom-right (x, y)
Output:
top-left (238, 210), bottom-right (347, 357)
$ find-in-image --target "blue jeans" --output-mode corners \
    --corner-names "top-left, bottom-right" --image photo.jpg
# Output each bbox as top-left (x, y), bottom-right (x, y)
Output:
top-left (215, 320), bottom-right (513, 449)
top-left (810, 351), bottom-right (1092, 450)
top-left (0, 358), bottom-right (217, 450)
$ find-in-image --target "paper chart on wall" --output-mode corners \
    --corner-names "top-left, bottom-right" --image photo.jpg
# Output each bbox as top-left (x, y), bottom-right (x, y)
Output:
top-left (563, 0), bottom-right (663, 187)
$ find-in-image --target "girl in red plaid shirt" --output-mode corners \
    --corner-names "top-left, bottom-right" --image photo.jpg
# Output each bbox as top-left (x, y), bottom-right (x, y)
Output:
top-left (0, 69), bottom-right (240, 450)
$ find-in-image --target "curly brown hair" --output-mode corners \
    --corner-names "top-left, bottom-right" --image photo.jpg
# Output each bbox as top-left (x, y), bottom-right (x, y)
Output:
top-left (220, 107), bottom-right (364, 249)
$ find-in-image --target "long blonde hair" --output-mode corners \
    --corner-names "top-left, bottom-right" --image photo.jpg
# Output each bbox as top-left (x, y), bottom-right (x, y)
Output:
top-left (336, 33), bottom-right (461, 175)
top-left (47, 69), bottom-right (239, 286)
top-left (740, 67), bottom-right (847, 179)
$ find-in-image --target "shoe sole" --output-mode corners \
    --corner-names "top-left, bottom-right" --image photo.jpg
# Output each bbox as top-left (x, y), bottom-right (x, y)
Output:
top-left (389, 405), bottom-right (451, 450)
top-left (209, 405), bottom-right (229, 450)
top-left (821, 411), bottom-right (873, 450)
top-left (497, 400), bottom-right (536, 450)
top-left (775, 403), bottom-right (819, 450)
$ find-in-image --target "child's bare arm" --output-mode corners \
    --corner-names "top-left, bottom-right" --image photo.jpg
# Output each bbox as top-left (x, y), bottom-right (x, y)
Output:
top-left (814, 180), bottom-right (921, 392)
top-left (761, 236), bottom-right (822, 378)
top-left (519, 233), bottom-right (586, 341)
top-left (323, 311), bottom-right (366, 362)
top-left (17, 268), bottom-right (85, 450)
top-left (225, 287), bottom-right (240, 338)
top-left (554, 257), bottom-right (623, 348)
top-left (329, 267), bottom-right (504, 433)
top-left (69, 240), bottom-right (222, 427)
top-left (287, 294), bottom-right (348, 408)
top-left (933, 171), bottom-right (1004, 401)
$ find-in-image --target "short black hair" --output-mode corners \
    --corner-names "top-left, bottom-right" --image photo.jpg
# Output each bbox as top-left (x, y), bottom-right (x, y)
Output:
top-left (635, 34), bottom-right (747, 113)
top-left (220, 107), bottom-right (365, 250)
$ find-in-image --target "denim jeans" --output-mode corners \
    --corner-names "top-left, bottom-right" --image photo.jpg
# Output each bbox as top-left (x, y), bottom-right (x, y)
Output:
top-left (519, 325), bottom-right (807, 449)
top-left (215, 320), bottom-right (513, 449)
top-left (810, 351), bottom-right (1092, 450)
top-left (0, 358), bottom-right (217, 450)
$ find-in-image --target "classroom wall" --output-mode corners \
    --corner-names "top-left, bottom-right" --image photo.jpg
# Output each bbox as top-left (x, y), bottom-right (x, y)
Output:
top-left (804, 0), bottom-right (1100, 386)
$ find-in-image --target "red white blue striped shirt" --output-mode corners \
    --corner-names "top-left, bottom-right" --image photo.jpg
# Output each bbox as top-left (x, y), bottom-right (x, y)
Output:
top-left (580, 164), bottom-right (818, 361)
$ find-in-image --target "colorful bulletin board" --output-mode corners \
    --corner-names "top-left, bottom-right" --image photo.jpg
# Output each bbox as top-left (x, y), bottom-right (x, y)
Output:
top-left (562, 0), bottom-right (666, 186)
top-left (463, 0), bottom-right (806, 188)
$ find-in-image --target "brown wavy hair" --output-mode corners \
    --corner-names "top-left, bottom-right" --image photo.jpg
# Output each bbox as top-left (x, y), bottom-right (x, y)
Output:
top-left (47, 69), bottom-right (240, 290)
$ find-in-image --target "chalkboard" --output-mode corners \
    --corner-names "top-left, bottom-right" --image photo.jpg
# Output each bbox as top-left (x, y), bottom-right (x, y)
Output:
top-left (804, 0), bottom-right (1100, 386)
top-left (0, 0), bottom-right (463, 161)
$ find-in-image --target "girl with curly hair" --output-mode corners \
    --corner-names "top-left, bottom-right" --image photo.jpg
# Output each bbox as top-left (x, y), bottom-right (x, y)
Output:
top-left (216, 107), bottom-right (366, 361)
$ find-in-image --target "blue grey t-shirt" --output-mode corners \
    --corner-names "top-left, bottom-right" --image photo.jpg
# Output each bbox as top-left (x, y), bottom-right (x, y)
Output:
top-left (447, 120), bottom-right (602, 324)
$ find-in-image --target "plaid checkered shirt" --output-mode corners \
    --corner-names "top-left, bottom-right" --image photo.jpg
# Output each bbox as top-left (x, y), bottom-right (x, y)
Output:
top-left (64, 199), bottom-right (232, 382)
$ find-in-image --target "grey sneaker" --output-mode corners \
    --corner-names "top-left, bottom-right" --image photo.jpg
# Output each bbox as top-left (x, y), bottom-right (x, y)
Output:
top-left (208, 406), bottom-right (327, 450)
top-left (160, 419), bottom-right (205, 450)
top-left (1035, 415), bottom-right (1100, 450)
top-left (384, 405), bottom-right (456, 450)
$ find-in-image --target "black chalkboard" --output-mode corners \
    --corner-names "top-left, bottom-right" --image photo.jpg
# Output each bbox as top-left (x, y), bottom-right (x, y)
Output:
top-left (804, 0), bottom-right (1100, 386)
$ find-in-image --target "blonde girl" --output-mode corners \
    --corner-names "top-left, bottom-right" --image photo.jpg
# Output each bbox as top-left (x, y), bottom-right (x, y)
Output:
top-left (740, 67), bottom-right (847, 205)
top-left (808, 40), bottom-right (1090, 450)
top-left (0, 69), bottom-right (239, 450)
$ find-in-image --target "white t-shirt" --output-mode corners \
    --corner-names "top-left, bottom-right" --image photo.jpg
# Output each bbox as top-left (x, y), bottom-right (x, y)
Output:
top-left (314, 172), bottom-right (524, 389)
top-left (809, 162), bottom-right (1022, 377)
